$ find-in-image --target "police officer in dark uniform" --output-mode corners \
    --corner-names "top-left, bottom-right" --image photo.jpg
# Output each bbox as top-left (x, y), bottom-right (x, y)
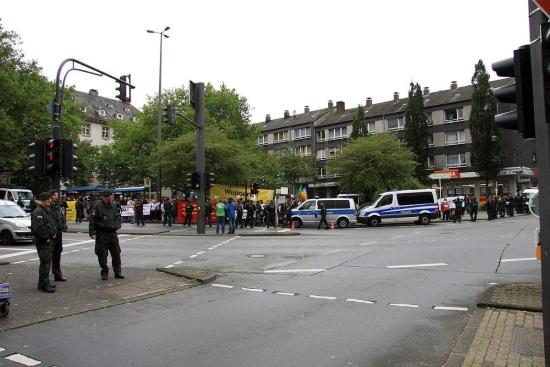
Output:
top-left (266, 200), bottom-right (276, 228)
top-left (48, 189), bottom-right (67, 282)
top-left (75, 198), bottom-right (84, 223)
top-left (89, 190), bottom-right (124, 280)
top-left (162, 198), bottom-right (173, 226)
top-left (205, 198), bottom-right (213, 227)
top-left (31, 192), bottom-right (57, 293)
top-left (453, 197), bottom-right (463, 223)
top-left (184, 198), bottom-right (194, 227)
top-left (317, 201), bottom-right (329, 230)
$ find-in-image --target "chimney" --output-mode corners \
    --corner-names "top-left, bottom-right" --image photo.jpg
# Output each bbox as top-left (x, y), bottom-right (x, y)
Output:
top-left (365, 97), bottom-right (372, 109)
top-left (304, 106), bottom-right (310, 114)
top-left (423, 87), bottom-right (430, 96)
top-left (393, 92), bottom-right (399, 102)
top-left (89, 89), bottom-right (99, 97)
top-left (336, 101), bottom-right (345, 114)
top-left (284, 110), bottom-right (290, 119)
top-left (265, 114), bottom-right (271, 123)
top-left (124, 100), bottom-right (131, 106)
top-left (450, 81), bottom-right (458, 90)
top-left (328, 100), bottom-right (334, 109)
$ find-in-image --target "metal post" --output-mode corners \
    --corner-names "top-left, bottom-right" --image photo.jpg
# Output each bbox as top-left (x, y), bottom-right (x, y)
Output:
top-left (528, 1), bottom-right (550, 363)
top-left (156, 34), bottom-right (163, 202)
top-left (195, 82), bottom-right (206, 234)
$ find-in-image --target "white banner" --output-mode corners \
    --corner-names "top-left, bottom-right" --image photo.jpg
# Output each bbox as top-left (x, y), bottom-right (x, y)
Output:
top-left (121, 204), bottom-right (151, 217)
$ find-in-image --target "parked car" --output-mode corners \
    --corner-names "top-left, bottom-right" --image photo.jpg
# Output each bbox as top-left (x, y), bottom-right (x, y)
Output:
top-left (0, 200), bottom-right (32, 245)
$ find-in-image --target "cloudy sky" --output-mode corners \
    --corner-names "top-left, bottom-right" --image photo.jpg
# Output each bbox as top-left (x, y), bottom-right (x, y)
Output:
top-left (2, 0), bottom-right (530, 123)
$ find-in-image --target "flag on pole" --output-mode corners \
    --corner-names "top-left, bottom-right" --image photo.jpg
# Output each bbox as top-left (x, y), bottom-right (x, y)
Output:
top-left (299, 186), bottom-right (307, 201)
top-left (296, 184), bottom-right (303, 198)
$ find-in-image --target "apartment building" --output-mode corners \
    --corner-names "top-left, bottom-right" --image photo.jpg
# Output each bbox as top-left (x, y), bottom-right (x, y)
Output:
top-left (255, 79), bottom-right (537, 200)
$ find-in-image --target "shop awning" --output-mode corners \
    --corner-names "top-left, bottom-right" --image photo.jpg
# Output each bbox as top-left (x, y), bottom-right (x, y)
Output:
top-left (64, 185), bottom-right (108, 192)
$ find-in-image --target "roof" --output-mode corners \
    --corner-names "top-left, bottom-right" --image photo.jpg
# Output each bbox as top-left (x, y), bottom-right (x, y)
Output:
top-left (73, 90), bottom-right (141, 123)
top-left (113, 187), bottom-right (148, 193)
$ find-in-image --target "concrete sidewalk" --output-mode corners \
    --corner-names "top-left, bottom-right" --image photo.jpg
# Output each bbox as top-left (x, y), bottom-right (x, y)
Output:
top-left (445, 283), bottom-right (544, 366)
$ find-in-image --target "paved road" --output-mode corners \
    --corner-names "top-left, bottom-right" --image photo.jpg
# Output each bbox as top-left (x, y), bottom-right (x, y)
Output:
top-left (0, 215), bottom-right (540, 366)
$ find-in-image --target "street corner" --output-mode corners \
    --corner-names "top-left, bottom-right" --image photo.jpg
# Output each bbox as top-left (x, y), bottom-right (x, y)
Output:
top-left (156, 267), bottom-right (218, 284)
top-left (477, 282), bottom-right (542, 312)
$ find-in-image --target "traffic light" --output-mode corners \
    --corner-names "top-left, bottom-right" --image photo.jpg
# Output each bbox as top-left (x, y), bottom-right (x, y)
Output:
top-left (61, 139), bottom-right (78, 176)
top-left (115, 75), bottom-right (128, 102)
top-left (163, 105), bottom-right (174, 125)
top-left (491, 44), bottom-right (535, 139)
top-left (541, 22), bottom-right (550, 124)
top-left (189, 81), bottom-right (197, 110)
top-left (516, 180), bottom-right (522, 193)
top-left (204, 172), bottom-right (215, 188)
top-left (250, 182), bottom-right (255, 195)
top-left (255, 182), bottom-right (260, 195)
top-left (28, 139), bottom-right (45, 176)
top-left (44, 138), bottom-right (61, 176)
top-left (192, 172), bottom-right (201, 190)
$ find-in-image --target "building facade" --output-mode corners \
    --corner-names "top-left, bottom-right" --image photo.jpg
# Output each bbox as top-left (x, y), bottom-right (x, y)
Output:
top-left (255, 79), bottom-right (537, 201)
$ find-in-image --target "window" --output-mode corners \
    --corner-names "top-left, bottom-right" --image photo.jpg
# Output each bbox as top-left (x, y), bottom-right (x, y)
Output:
top-left (294, 127), bottom-right (311, 140)
top-left (274, 131), bottom-right (289, 143)
top-left (106, 103), bottom-right (113, 108)
top-left (316, 149), bottom-right (326, 161)
top-left (377, 194), bottom-right (393, 207)
top-left (428, 134), bottom-right (434, 147)
top-left (444, 107), bottom-right (464, 123)
top-left (132, 117), bottom-right (139, 123)
top-left (98, 110), bottom-right (106, 117)
top-left (446, 153), bottom-right (466, 167)
top-left (116, 113), bottom-right (124, 120)
top-left (82, 123), bottom-right (90, 136)
top-left (102, 126), bottom-right (109, 139)
top-left (328, 147), bottom-right (341, 158)
top-left (426, 112), bottom-right (433, 125)
top-left (387, 117), bottom-right (405, 131)
top-left (256, 135), bottom-right (268, 145)
top-left (427, 156), bottom-right (435, 168)
top-left (297, 145), bottom-right (312, 156)
top-left (318, 167), bottom-right (327, 178)
top-left (329, 127), bottom-right (347, 140)
top-left (367, 121), bottom-right (375, 134)
top-left (445, 130), bottom-right (465, 145)
top-left (316, 130), bottom-right (326, 142)
top-left (124, 107), bottom-right (130, 112)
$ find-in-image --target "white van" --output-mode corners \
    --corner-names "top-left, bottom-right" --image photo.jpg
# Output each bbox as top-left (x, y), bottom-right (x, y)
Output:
top-left (0, 188), bottom-right (34, 213)
top-left (0, 200), bottom-right (32, 245)
top-left (291, 198), bottom-right (357, 228)
top-left (357, 189), bottom-right (439, 226)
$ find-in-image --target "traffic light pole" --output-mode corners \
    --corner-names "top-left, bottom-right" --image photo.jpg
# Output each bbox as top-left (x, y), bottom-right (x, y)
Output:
top-left (528, 1), bottom-right (550, 363)
top-left (192, 82), bottom-right (206, 235)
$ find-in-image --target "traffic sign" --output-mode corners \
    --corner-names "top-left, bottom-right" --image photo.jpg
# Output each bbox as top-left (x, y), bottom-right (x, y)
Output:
top-left (535, 0), bottom-right (550, 18)
top-left (429, 173), bottom-right (452, 179)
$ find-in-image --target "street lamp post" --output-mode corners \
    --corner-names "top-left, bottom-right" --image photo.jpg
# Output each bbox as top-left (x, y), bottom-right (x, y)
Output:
top-left (147, 26), bottom-right (170, 201)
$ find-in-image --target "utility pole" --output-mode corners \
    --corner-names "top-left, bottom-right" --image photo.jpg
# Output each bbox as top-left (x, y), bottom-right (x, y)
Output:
top-left (190, 81), bottom-right (206, 234)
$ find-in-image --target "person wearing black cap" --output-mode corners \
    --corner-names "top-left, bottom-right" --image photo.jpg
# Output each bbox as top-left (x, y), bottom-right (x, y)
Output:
top-left (48, 189), bottom-right (68, 282)
top-left (31, 192), bottom-right (57, 293)
top-left (89, 190), bottom-right (125, 280)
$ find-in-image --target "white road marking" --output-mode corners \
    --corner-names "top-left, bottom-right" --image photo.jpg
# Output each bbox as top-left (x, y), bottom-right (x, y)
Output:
top-left (10, 261), bottom-right (27, 264)
top-left (174, 261), bottom-right (183, 265)
top-left (309, 295), bottom-right (337, 300)
top-left (4, 353), bottom-right (41, 366)
top-left (358, 241), bottom-right (379, 246)
top-left (274, 292), bottom-right (297, 296)
top-left (211, 284), bottom-right (234, 289)
top-left (386, 263), bottom-right (447, 269)
top-left (389, 303), bottom-right (420, 308)
top-left (499, 257), bottom-right (537, 262)
top-left (0, 248), bottom-right (31, 251)
top-left (28, 258), bottom-right (39, 261)
top-left (345, 298), bottom-right (375, 304)
top-left (164, 265), bottom-right (174, 268)
top-left (391, 235), bottom-right (405, 239)
top-left (189, 255), bottom-right (197, 258)
top-left (321, 249), bottom-right (346, 255)
top-left (264, 269), bottom-right (325, 273)
top-left (0, 346), bottom-right (4, 352)
top-left (197, 251), bottom-right (206, 255)
top-left (433, 306), bottom-right (468, 311)
top-left (0, 250), bottom-right (36, 259)
top-left (241, 287), bottom-right (265, 292)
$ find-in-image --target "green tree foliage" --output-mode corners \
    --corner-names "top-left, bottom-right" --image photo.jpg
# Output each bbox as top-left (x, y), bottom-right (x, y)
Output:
top-left (274, 148), bottom-right (316, 191)
top-left (0, 21), bottom-right (91, 193)
top-left (326, 133), bottom-right (422, 199)
top-left (469, 60), bottom-right (503, 199)
top-left (404, 82), bottom-right (429, 184)
top-left (350, 105), bottom-right (367, 139)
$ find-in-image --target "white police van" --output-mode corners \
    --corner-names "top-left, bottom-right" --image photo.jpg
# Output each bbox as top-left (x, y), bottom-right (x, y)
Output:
top-left (0, 200), bottom-right (32, 245)
top-left (357, 189), bottom-right (439, 227)
top-left (291, 198), bottom-right (357, 228)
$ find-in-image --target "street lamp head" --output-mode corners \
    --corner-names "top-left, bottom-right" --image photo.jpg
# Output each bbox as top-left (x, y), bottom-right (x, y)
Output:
top-left (163, 34), bottom-right (169, 39)
top-left (164, 26), bottom-right (170, 31)
top-left (146, 30), bottom-right (155, 33)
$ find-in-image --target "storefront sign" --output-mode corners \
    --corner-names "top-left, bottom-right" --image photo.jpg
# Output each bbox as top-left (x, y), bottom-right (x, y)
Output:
top-left (432, 169), bottom-right (460, 179)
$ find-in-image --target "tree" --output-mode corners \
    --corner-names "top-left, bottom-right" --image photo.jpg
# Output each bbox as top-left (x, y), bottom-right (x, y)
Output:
top-left (469, 60), bottom-right (503, 199)
top-left (350, 105), bottom-right (367, 139)
top-left (274, 148), bottom-right (316, 193)
top-left (404, 82), bottom-right (429, 184)
top-left (326, 133), bottom-right (422, 200)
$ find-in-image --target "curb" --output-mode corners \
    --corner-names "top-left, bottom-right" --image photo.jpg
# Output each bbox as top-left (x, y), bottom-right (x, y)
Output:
top-left (156, 268), bottom-right (218, 284)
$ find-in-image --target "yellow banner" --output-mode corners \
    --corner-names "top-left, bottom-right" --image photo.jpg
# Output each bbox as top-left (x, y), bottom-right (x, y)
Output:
top-left (66, 200), bottom-right (76, 221)
top-left (208, 184), bottom-right (274, 202)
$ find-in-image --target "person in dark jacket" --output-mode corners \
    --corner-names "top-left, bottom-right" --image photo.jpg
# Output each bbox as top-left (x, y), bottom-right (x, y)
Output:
top-left (89, 190), bottom-right (124, 280)
top-left (162, 198), bottom-right (173, 226)
top-left (48, 189), bottom-right (68, 282)
top-left (75, 198), bottom-right (84, 223)
top-left (31, 192), bottom-right (57, 293)
top-left (184, 198), bottom-right (194, 227)
top-left (205, 198), bottom-right (213, 227)
top-left (470, 197), bottom-right (479, 222)
top-left (316, 201), bottom-right (329, 230)
top-left (266, 200), bottom-right (276, 228)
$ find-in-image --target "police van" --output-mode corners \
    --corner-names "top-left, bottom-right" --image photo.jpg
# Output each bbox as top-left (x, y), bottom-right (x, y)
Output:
top-left (357, 189), bottom-right (439, 226)
top-left (291, 198), bottom-right (357, 228)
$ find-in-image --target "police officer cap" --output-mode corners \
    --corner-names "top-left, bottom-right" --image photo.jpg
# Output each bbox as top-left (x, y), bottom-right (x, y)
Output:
top-left (102, 190), bottom-right (113, 197)
top-left (38, 192), bottom-right (51, 201)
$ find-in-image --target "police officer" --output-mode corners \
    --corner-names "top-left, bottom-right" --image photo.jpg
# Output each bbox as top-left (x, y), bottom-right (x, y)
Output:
top-left (162, 198), bottom-right (173, 226)
top-left (470, 197), bottom-right (479, 222)
top-left (75, 198), bottom-right (84, 223)
top-left (317, 201), bottom-right (329, 230)
top-left (31, 192), bottom-right (57, 293)
top-left (184, 198), bottom-right (194, 227)
top-left (266, 200), bottom-right (276, 228)
top-left (453, 197), bottom-right (463, 223)
top-left (205, 198), bottom-right (213, 227)
top-left (48, 189), bottom-right (67, 282)
top-left (89, 190), bottom-right (124, 280)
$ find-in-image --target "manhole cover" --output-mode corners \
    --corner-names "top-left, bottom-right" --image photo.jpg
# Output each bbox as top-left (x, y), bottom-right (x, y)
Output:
top-left (181, 258), bottom-right (208, 262)
top-left (247, 254), bottom-right (266, 258)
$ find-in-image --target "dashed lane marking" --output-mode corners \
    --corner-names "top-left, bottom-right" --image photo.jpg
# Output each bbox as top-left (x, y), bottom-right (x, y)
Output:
top-left (499, 257), bottom-right (537, 262)
top-left (211, 284), bottom-right (234, 289)
top-left (386, 263), bottom-right (447, 269)
top-left (358, 241), bottom-right (379, 246)
top-left (309, 295), bottom-right (337, 300)
top-left (389, 303), bottom-right (420, 308)
top-left (241, 287), bottom-right (265, 292)
top-left (321, 249), bottom-right (346, 255)
top-left (274, 292), bottom-right (298, 296)
top-left (163, 237), bottom-right (239, 268)
top-left (3, 353), bottom-right (41, 366)
top-left (433, 306), bottom-right (468, 311)
top-left (264, 269), bottom-right (325, 273)
top-left (345, 298), bottom-right (375, 304)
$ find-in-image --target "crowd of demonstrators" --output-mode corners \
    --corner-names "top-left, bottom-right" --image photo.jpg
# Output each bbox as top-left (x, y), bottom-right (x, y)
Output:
top-left (438, 194), bottom-right (527, 223)
top-left (485, 194), bottom-right (526, 220)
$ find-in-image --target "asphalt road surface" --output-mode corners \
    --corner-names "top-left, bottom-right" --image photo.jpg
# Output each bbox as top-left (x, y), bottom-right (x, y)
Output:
top-left (0, 215), bottom-right (540, 366)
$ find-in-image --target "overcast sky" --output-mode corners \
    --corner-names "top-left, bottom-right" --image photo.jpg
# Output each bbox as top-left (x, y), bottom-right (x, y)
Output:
top-left (2, 0), bottom-right (530, 123)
